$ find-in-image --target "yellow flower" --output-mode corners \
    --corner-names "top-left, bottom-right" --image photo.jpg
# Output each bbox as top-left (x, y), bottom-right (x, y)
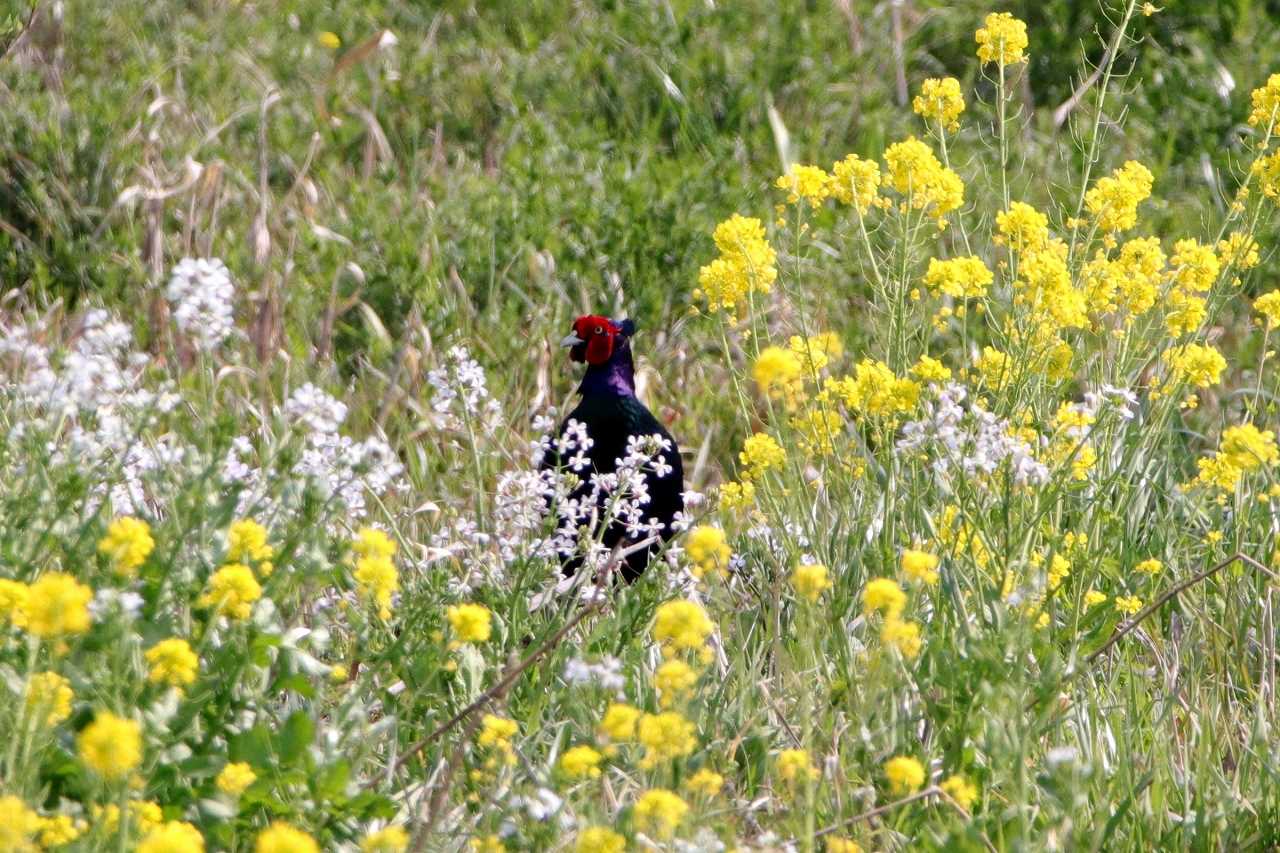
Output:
top-left (216, 761), bottom-right (257, 796)
top-left (0, 579), bottom-right (29, 627)
top-left (923, 255), bottom-right (993, 299)
top-left (1220, 423), bottom-right (1279, 470)
top-left (447, 603), bottom-right (492, 643)
top-left (996, 202), bottom-right (1049, 253)
top-left (26, 671), bottom-right (73, 726)
top-left (685, 525), bottom-right (731, 579)
top-left (862, 577), bottom-right (906, 618)
top-left (361, 826), bottom-right (409, 853)
top-left (718, 480), bottom-right (755, 511)
top-left (24, 572), bottom-right (92, 638)
top-left (145, 638), bottom-right (199, 689)
top-left (318, 31), bottom-right (341, 50)
top-left (633, 788), bottom-right (689, 840)
top-left (775, 164), bottom-right (831, 208)
top-left (901, 549), bottom-right (939, 585)
top-left (881, 617), bottom-right (923, 659)
top-left (653, 599), bottom-right (715, 657)
top-left (228, 519), bottom-right (274, 563)
top-left (1171, 238), bottom-right (1220, 293)
top-left (256, 822), bottom-right (320, 853)
top-left (828, 154), bottom-right (882, 213)
top-left (1115, 595), bottom-right (1143, 616)
top-left (575, 826), bottom-right (625, 853)
top-left (912, 77), bottom-right (965, 131)
top-left (1084, 589), bottom-right (1108, 607)
top-left (559, 744), bottom-right (605, 779)
top-left (637, 711), bottom-right (697, 768)
top-left (599, 703), bottom-right (642, 741)
top-left (1218, 231), bottom-right (1260, 271)
top-left (1164, 343), bottom-right (1226, 389)
top-left (685, 768), bottom-right (725, 797)
top-left (884, 755), bottom-right (926, 795)
top-left (697, 215), bottom-right (778, 313)
top-left (975, 12), bottom-right (1029, 64)
top-left (1084, 161), bottom-right (1153, 232)
top-left (776, 748), bottom-right (819, 784)
top-left (790, 332), bottom-right (844, 373)
top-left (941, 774), bottom-right (978, 810)
top-left (883, 136), bottom-right (965, 222)
top-left (355, 554), bottom-right (398, 621)
top-left (98, 517), bottom-right (154, 576)
top-left (477, 714), bottom-right (519, 765)
top-left (198, 564), bottom-right (261, 620)
top-left (752, 346), bottom-right (804, 407)
top-left (1254, 291), bottom-right (1280, 327)
top-left (910, 355), bottom-right (952, 383)
top-left (654, 659), bottom-right (698, 708)
top-left (824, 360), bottom-right (920, 418)
top-left (1247, 73), bottom-right (1280, 132)
top-left (138, 821), bottom-right (205, 853)
top-left (791, 406), bottom-right (844, 456)
top-left (825, 839), bottom-right (863, 853)
top-left (791, 563), bottom-right (833, 602)
top-left (0, 796), bottom-right (42, 853)
top-left (93, 801), bottom-right (163, 835)
top-left (37, 814), bottom-right (82, 848)
top-left (1135, 559), bottom-right (1163, 575)
top-left (739, 432), bottom-right (787, 479)
top-left (469, 837), bottom-right (505, 853)
top-left (78, 711), bottom-right (142, 779)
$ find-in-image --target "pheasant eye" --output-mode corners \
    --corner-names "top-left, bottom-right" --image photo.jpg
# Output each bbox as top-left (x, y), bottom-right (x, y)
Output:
top-left (593, 325), bottom-right (604, 334)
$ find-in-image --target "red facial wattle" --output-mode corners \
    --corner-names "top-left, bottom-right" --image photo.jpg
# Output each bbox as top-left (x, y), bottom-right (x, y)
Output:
top-left (572, 315), bottom-right (619, 366)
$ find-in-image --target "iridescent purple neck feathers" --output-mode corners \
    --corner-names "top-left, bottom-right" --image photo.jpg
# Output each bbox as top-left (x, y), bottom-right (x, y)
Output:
top-left (578, 341), bottom-right (636, 397)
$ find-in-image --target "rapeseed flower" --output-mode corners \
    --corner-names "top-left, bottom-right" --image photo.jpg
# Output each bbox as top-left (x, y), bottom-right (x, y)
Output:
top-left (77, 711), bottom-right (142, 779)
top-left (448, 603), bottom-right (492, 643)
top-left (1135, 558), bottom-right (1163, 575)
top-left (862, 577), bottom-right (906, 618)
top-left (776, 748), bottom-right (819, 784)
top-left (361, 826), bottom-right (409, 853)
top-left (718, 479), bottom-right (756, 510)
top-left (558, 744), bottom-right (605, 779)
top-left (913, 77), bottom-right (965, 131)
top-left (227, 519), bottom-right (274, 563)
top-left (884, 755), bottom-right (926, 794)
top-left (824, 360), bottom-right (920, 418)
top-left (941, 774), bottom-right (979, 810)
top-left (685, 525), bottom-right (731, 579)
top-left (599, 703), bottom-right (642, 741)
top-left (1115, 595), bottom-right (1143, 616)
top-left (996, 202), bottom-right (1049, 252)
top-left (633, 788), bottom-right (688, 840)
top-left (198, 564), bottom-right (261, 620)
top-left (97, 516), bottom-right (154, 576)
top-left (477, 714), bottom-right (519, 765)
top-left (637, 711), bottom-right (697, 768)
top-left (138, 821), bottom-right (205, 853)
top-left (825, 839), bottom-right (863, 853)
top-left (575, 827), bottom-right (626, 853)
top-left (146, 638), bottom-right (199, 689)
top-left (739, 432), bottom-right (787, 479)
top-left (882, 617), bottom-right (923, 659)
top-left (901, 549), bottom-right (939, 585)
top-left (0, 579), bottom-right (29, 627)
top-left (828, 154), bottom-right (882, 212)
top-left (0, 796), bottom-right (41, 853)
top-left (685, 768), bottom-right (725, 797)
top-left (883, 137), bottom-right (964, 222)
top-left (255, 822), bottom-right (320, 853)
top-left (791, 563), bottom-right (832, 601)
top-left (775, 164), bottom-right (831, 208)
top-left (753, 346), bottom-right (804, 407)
top-left (653, 599), bottom-right (714, 657)
top-left (697, 214), bottom-right (778, 313)
top-left (923, 255), bottom-right (993, 299)
top-left (25, 671), bottom-right (73, 726)
top-left (911, 355), bottom-right (952, 383)
top-left (1085, 161), bottom-right (1153, 232)
top-left (24, 572), bottom-right (92, 638)
top-left (975, 12), bottom-right (1028, 64)
top-left (216, 762), bottom-right (257, 796)
top-left (1248, 73), bottom-right (1280, 133)
top-left (1165, 343), bottom-right (1226, 388)
top-left (654, 659), bottom-right (698, 707)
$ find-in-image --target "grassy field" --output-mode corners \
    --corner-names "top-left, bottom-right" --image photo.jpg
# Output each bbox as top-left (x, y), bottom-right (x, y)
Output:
top-left (4, 1), bottom-right (1280, 850)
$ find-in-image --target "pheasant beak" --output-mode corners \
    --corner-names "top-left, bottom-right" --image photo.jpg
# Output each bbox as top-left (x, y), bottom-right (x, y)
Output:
top-left (559, 334), bottom-right (585, 348)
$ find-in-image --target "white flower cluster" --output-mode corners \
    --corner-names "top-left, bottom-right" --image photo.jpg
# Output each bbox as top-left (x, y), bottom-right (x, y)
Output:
top-left (1, 309), bottom-right (182, 514)
top-left (562, 655), bottom-right (625, 691)
top-left (898, 382), bottom-right (1049, 488)
top-left (427, 345), bottom-right (501, 431)
top-left (166, 257), bottom-right (236, 351)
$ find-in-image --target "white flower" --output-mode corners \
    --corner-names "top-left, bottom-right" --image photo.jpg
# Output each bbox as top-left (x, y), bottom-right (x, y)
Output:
top-left (285, 383), bottom-right (349, 434)
top-left (166, 257), bottom-right (236, 351)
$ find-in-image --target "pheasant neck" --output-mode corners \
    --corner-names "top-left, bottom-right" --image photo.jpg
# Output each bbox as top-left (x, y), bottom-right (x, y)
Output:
top-left (578, 346), bottom-right (636, 397)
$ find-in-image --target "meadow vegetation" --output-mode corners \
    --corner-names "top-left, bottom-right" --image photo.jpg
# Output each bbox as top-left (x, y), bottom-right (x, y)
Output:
top-left (4, 0), bottom-right (1280, 850)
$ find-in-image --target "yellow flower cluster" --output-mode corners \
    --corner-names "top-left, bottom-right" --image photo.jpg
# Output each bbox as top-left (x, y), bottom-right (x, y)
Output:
top-left (1255, 290), bottom-right (1280, 327)
top-left (653, 599), bottom-right (715, 659)
top-left (633, 788), bottom-right (689, 840)
top-left (883, 136), bottom-right (965, 223)
top-left (685, 768), bottom-right (724, 797)
top-left (654, 659), bottom-right (699, 708)
top-left (1164, 343), bottom-right (1226, 389)
top-left (145, 638), bottom-right (200, 689)
top-left (791, 562), bottom-right (832, 602)
top-left (717, 479), bottom-right (756, 511)
top-left (97, 516), bottom-right (154, 576)
top-left (775, 164), bottom-right (831, 208)
top-left (199, 563), bottom-right (261, 621)
top-left (637, 711), bottom-right (697, 768)
top-left (685, 525), bottom-right (731, 579)
top-left (256, 822), bottom-right (320, 853)
top-left (448, 602), bottom-right (493, 644)
top-left (696, 214), bottom-right (778, 313)
top-left (941, 774), bottom-right (979, 810)
top-left (138, 821), bottom-right (205, 853)
top-left (1165, 239), bottom-right (1220, 336)
top-left (739, 431), bottom-right (786, 479)
top-left (217, 761), bottom-right (258, 796)
top-left (884, 754), bottom-right (926, 794)
top-left (25, 572), bottom-right (93, 638)
top-left (912, 77), bottom-right (965, 131)
top-left (361, 827), bottom-right (409, 853)
top-left (1247, 73), bottom-right (1280, 133)
top-left (25, 671), bottom-right (73, 726)
top-left (901, 549), bottom-right (940, 585)
top-left (776, 748), bottom-right (820, 785)
top-left (752, 346), bottom-right (804, 408)
top-left (1083, 236), bottom-right (1165, 318)
top-left (1085, 161), bottom-right (1153, 233)
top-left (828, 154), bottom-right (882, 213)
top-left (353, 527), bottom-right (399, 620)
top-left (1193, 423), bottom-right (1279, 492)
top-left (862, 576), bottom-right (924, 658)
top-left (228, 518), bottom-right (275, 575)
top-left (477, 714), bottom-right (519, 766)
top-left (923, 255), bottom-right (993, 299)
top-left (77, 710), bottom-right (142, 779)
top-left (575, 827), bottom-right (626, 853)
top-left (558, 744), bottom-right (604, 779)
top-left (975, 12), bottom-right (1029, 64)
top-left (996, 201), bottom-right (1049, 253)
top-left (824, 359), bottom-right (920, 419)
top-left (789, 332), bottom-right (844, 373)
top-left (791, 405), bottom-right (844, 456)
